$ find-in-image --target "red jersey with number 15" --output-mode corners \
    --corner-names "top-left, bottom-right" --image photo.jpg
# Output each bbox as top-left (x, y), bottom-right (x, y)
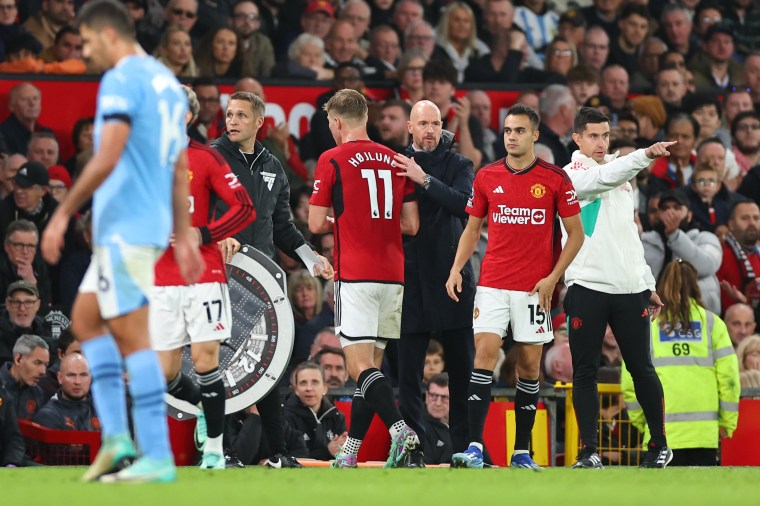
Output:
top-left (467, 157), bottom-right (580, 291)
top-left (155, 140), bottom-right (255, 286)
top-left (310, 140), bottom-right (416, 283)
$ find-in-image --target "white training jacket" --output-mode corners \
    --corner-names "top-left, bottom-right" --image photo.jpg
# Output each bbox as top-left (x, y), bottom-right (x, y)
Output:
top-left (561, 149), bottom-right (657, 294)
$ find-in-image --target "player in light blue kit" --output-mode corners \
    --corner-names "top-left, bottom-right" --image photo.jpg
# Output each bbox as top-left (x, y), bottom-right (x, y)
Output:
top-left (41, 0), bottom-right (204, 483)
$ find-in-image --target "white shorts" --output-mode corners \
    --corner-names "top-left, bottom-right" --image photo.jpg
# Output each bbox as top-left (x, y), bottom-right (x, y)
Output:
top-left (473, 287), bottom-right (554, 344)
top-left (79, 243), bottom-right (163, 320)
top-left (335, 281), bottom-right (404, 349)
top-left (149, 282), bottom-right (232, 351)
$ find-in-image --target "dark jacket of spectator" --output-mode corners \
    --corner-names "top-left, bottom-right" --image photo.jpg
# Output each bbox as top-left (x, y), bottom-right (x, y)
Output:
top-left (0, 114), bottom-right (52, 157)
top-left (464, 51), bottom-right (522, 83)
top-left (0, 255), bottom-right (52, 311)
top-left (283, 394), bottom-right (347, 461)
top-left (685, 186), bottom-right (732, 233)
top-left (292, 302), bottom-right (334, 364)
top-left (737, 164), bottom-right (760, 205)
top-left (647, 154), bottom-right (697, 196)
top-left (0, 383), bottom-right (25, 466)
top-left (211, 134), bottom-right (308, 262)
top-left (32, 392), bottom-right (99, 431)
top-left (224, 410), bottom-right (309, 465)
top-left (401, 131), bottom-right (475, 334)
top-left (422, 411), bottom-right (452, 464)
top-left (537, 123), bottom-right (572, 168)
top-left (0, 192), bottom-right (58, 241)
top-left (0, 362), bottom-right (47, 420)
top-left (0, 311), bottom-right (51, 368)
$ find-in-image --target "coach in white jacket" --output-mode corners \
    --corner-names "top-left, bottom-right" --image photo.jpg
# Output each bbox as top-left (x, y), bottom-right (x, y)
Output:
top-left (560, 107), bottom-right (676, 469)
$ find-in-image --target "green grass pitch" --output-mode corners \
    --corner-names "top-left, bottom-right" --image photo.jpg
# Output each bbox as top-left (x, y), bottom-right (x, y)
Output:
top-left (2, 467), bottom-right (759, 505)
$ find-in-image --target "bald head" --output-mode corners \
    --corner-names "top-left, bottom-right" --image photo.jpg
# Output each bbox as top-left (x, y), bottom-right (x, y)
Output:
top-left (58, 353), bottom-right (91, 401)
top-left (235, 78), bottom-right (265, 100)
top-left (409, 100), bottom-right (443, 152)
top-left (725, 303), bottom-right (756, 346)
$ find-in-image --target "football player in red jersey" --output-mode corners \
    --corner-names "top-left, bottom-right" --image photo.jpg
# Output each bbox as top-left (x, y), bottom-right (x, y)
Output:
top-left (150, 86), bottom-right (255, 470)
top-left (309, 89), bottom-right (422, 468)
top-left (446, 104), bottom-right (585, 469)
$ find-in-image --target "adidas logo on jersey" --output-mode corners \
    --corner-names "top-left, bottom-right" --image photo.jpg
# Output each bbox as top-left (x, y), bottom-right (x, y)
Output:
top-left (520, 404), bottom-right (537, 411)
top-left (468, 394), bottom-right (482, 401)
top-left (261, 171), bottom-right (276, 191)
top-left (536, 327), bottom-right (545, 334)
top-left (214, 322), bottom-right (225, 331)
top-left (493, 186), bottom-right (504, 193)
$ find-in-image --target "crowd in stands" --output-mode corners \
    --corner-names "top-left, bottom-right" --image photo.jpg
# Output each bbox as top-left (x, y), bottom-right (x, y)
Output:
top-left (2, 0), bottom-right (760, 466)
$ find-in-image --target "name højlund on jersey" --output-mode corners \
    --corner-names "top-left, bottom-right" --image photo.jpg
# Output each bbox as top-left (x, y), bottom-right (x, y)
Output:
top-left (347, 151), bottom-right (397, 168)
top-left (492, 205), bottom-right (546, 225)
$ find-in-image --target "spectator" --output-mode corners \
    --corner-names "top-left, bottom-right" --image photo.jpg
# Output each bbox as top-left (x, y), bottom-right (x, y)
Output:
top-left (32, 353), bottom-right (98, 431)
top-left (600, 64), bottom-right (630, 118)
top-left (536, 84), bottom-right (576, 168)
top-left (138, 0), bottom-right (198, 54)
top-left (0, 382), bottom-right (25, 467)
top-left (300, 0), bottom-right (335, 41)
top-left (642, 190), bottom-right (723, 314)
top-left (404, 20), bottom-right (436, 59)
top-left (155, 25), bottom-right (198, 78)
top-left (0, 0), bottom-right (25, 63)
top-left (581, 0), bottom-right (622, 40)
top-left (47, 165), bottom-right (70, 204)
top-left (557, 8), bottom-right (586, 50)
top-left (724, 303), bottom-right (756, 347)
top-left (38, 24), bottom-right (81, 63)
top-left (284, 362), bottom-right (347, 461)
top-left (544, 342), bottom-right (572, 383)
top-left (648, 114), bottom-right (698, 194)
top-left (608, 4), bottom-right (650, 77)
top-left (684, 94), bottom-right (725, 147)
top-left (393, 51), bottom-right (427, 104)
top-left (717, 201), bottom-right (760, 313)
top-left (289, 269), bottom-right (326, 365)
top-left (741, 368), bottom-right (760, 387)
top-left (22, 0), bottom-right (75, 50)
top-left (690, 25), bottom-right (743, 90)
top-left (631, 37), bottom-right (669, 91)
top-left (432, 2), bottom-right (489, 83)
top-left (272, 33), bottom-right (333, 81)
top-left (256, 0), bottom-right (304, 60)
top-left (0, 221), bottom-right (51, 310)
top-left (0, 161), bottom-right (58, 238)
top-left (26, 132), bottom-right (58, 168)
top-left (0, 334), bottom-right (48, 419)
top-left (686, 163), bottom-right (731, 234)
top-left (660, 3), bottom-right (698, 61)
top-left (324, 19), bottom-right (363, 69)
top-left (467, 90), bottom-right (503, 164)
top-left (289, 186), bottom-right (311, 232)
top-left (230, 0), bottom-right (275, 79)
top-left (743, 54), bottom-right (760, 110)
top-left (37, 326), bottom-right (78, 397)
top-left (695, 136), bottom-right (742, 194)
top-left (194, 26), bottom-right (242, 79)
top-left (364, 25), bottom-right (400, 81)
top-left (309, 328), bottom-right (340, 360)
top-left (544, 36), bottom-right (576, 78)
top-left (376, 99), bottom-right (411, 153)
top-left (464, 28), bottom-right (530, 84)
top-left (392, 0), bottom-right (424, 40)
top-left (623, 258), bottom-right (739, 467)
top-left (188, 79), bottom-right (222, 145)
top-left (513, 0), bottom-right (558, 55)
top-left (422, 373), bottom-right (452, 465)
top-left (0, 82), bottom-right (53, 157)
top-left (629, 95), bottom-right (667, 141)
top-left (578, 25), bottom-right (609, 72)
top-left (693, 3), bottom-right (723, 40)
top-left (313, 346), bottom-right (349, 389)
top-left (724, 89), bottom-right (755, 132)
top-left (422, 60), bottom-right (484, 167)
top-left (613, 112), bottom-right (639, 144)
top-left (737, 334), bottom-right (760, 371)
top-left (733, 112), bottom-right (760, 177)
top-left (0, 154), bottom-right (24, 200)
top-left (423, 339), bottom-right (445, 385)
top-left (339, 0), bottom-right (372, 47)
top-left (723, 0), bottom-right (760, 57)
top-left (64, 116), bottom-right (93, 177)
top-left (567, 65), bottom-right (601, 112)
top-left (314, 234), bottom-right (334, 268)
top-left (0, 280), bottom-right (51, 368)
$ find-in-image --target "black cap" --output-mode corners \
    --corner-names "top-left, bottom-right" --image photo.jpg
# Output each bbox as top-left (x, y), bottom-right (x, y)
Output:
top-left (5, 32), bottom-right (41, 57)
top-left (658, 190), bottom-right (691, 210)
top-left (14, 161), bottom-right (49, 188)
top-left (559, 9), bottom-right (586, 28)
top-left (704, 24), bottom-right (733, 43)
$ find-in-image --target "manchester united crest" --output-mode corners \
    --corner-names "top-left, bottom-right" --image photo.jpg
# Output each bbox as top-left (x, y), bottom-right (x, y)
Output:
top-left (530, 183), bottom-right (546, 199)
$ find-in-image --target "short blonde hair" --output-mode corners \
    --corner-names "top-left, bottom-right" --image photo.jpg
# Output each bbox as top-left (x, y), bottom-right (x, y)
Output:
top-left (287, 269), bottom-right (324, 322)
top-left (228, 91), bottom-right (266, 118)
top-left (737, 334), bottom-right (760, 372)
top-left (324, 89), bottom-right (368, 125)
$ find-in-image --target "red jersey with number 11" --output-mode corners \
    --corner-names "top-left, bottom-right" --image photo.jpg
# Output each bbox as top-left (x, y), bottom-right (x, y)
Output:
top-left (310, 140), bottom-right (416, 283)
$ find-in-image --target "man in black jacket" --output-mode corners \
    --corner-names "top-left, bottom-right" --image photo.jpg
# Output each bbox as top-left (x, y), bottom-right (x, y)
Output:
top-left (212, 91), bottom-right (333, 468)
top-left (0, 382), bottom-right (25, 467)
top-left (33, 353), bottom-right (98, 431)
top-left (423, 373), bottom-right (452, 465)
top-left (0, 281), bottom-right (52, 367)
top-left (0, 334), bottom-right (49, 420)
top-left (392, 100), bottom-right (475, 460)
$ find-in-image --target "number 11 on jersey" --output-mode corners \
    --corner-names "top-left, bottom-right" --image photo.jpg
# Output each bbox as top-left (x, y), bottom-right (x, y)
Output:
top-left (361, 169), bottom-right (393, 219)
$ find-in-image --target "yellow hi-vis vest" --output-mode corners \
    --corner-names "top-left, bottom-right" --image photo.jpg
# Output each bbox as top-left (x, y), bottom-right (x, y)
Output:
top-left (621, 301), bottom-right (740, 449)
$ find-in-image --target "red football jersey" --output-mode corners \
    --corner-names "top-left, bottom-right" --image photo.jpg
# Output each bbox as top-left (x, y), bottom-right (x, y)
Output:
top-left (467, 157), bottom-right (580, 291)
top-left (155, 140), bottom-right (255, 286)
top-left (310, 140), bottom-right (416, 283)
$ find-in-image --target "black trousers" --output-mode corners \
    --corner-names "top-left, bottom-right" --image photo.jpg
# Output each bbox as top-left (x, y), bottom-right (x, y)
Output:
top-left (398, 327), bottom-right (474, 454)
top-left (564, 284), bottom-right (665, 448)
top-left (256, 387), bottom-right (286, 456)
top-left (670, 448), bottom-right (719, 466)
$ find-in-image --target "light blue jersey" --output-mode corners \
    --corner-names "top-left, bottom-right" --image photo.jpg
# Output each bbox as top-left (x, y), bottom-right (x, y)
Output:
top-left (92, 55), bottom-right (187, 247)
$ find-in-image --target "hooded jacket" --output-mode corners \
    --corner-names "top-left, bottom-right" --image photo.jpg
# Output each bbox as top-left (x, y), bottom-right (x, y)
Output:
top-left (0, 383), bottom-right (25, 466)
top-left (283, 393), bottom-right (347, 461)
top-left (32, 392), bottom-right (99, 431)
top-left (0, 362), bottom-right (48, 420)
top-left (562, 149), bottom-right (657, 294)
top-left (211, 134), bottom-right (307, 261)
top-left (401, 130), bottom-right (476, 333)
